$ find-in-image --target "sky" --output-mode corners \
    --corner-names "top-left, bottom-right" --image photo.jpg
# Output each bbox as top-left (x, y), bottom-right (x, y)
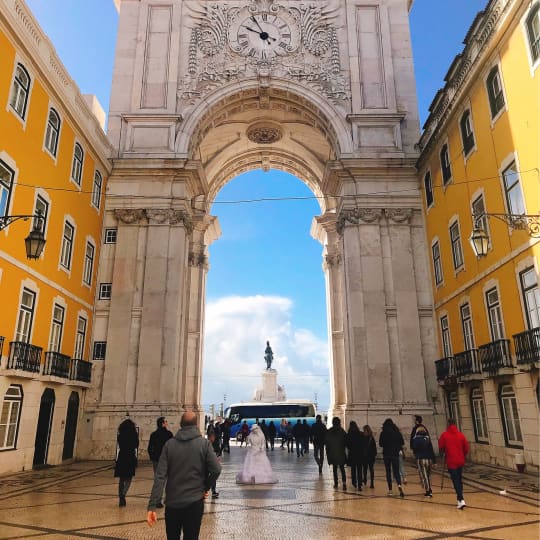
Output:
top-left (24, 0), bottom-right (488, 413)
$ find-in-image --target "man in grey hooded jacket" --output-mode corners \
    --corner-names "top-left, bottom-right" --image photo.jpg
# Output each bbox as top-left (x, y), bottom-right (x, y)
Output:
top-left (147, 411), bottom-right (221, 539)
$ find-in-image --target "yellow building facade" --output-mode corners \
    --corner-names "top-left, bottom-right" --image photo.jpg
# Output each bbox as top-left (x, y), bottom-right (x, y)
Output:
top-left (418, 0), bottom-right (539, 470)
top-left (0, 0), bottom-right (112, 473)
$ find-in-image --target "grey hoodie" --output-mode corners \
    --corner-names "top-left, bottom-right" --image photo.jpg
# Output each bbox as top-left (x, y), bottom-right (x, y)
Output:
top-left (147, 425), bottom-right (221, 510)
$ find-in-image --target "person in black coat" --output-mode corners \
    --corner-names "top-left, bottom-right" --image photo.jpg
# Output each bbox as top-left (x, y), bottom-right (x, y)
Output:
top-left (362, 424), bottom-right (377, 488)
top-left (310, 414), bottom-right (327, 474)
top-left (114, 418), bottom-right (139, 506)
top-left (267, 420), bottom-right (277, 450)
top-left (346, 421), bottom-right (365, 491)
top-left (378, 418), bottom-right (405, 497)
top-left (411, 426), bottom-right (436, 497)
top-left (147, 416), bottom-right (173, 508)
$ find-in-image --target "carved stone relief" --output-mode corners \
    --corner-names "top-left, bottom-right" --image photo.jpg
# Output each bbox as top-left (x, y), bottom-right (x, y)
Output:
top-left (114, 209), bottom-right (146, 224)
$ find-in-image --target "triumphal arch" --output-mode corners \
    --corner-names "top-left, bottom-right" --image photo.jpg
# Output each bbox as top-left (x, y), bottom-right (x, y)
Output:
top-left (82, 0), bottom-right (440, 457)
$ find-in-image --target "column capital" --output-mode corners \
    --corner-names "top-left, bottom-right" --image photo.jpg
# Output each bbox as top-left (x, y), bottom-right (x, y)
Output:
top-left (384, 208), bottom-right (414, 224)
top-left (337, 208), bottom-right (383, 234)
top-left (114, 208), bottom-right (146, 224)
top-left (144, 208), bottom-right (194, 232)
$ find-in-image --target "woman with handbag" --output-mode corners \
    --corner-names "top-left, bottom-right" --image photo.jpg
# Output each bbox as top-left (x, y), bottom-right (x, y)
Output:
top-left (114, 418), bottom-right (139, 506)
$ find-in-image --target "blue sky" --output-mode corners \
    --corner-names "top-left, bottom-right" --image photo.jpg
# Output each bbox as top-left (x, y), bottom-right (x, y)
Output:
top-left (25, 0), bottom-right (487, 413)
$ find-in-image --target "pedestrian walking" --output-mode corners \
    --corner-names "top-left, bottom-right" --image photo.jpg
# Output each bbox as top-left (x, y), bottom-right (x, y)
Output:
top-left (326, 416), bottom-right (348, 490)
top-left (268, 420), bottom-right (276, 450)
top-left (362, 425), bottom-right (377, 488)
top-left (293, 419), bottom-right (303, 457)
top-left (239, 420), bottom-right (249, 447)
top-left (285, 421), bottom-right (294, 453)
top-left (311, 414), bottom-right (327, 474)
top-left (147, 416), bottom-right (173, 507)
top-left (378, 418), bottom-right (405, 497)
top-left (346, 421), bottom-right (365, 491)
top-left (114, 418), bottom-right (139, 507)
top-left (221, 419), bottom-right (231, 454)
top-left (411, 426), bottom-right (436, 497)
top-left (438, 418), bottom-right (470, 509)
top-left (398, 447), bottom-right (407, 485)
top-left (279, 418), bottom-right (288, 448)
top-left (409, 415), bottom-right (429, 449)
top-left (147, 411), bottom-right (222, 539)
top-left (208, 430), bottom-right (221, 498)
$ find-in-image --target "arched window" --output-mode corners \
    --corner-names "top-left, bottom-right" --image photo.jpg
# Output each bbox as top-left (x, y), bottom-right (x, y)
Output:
top-left (0, 385), bottom-right (23, 450)
top-left (9, 63), bottom-right (30, 119)
top-left (71, 143), bottom-right (84, 185)
top-left (460, 110), bottom-right (475, 156)
top-left (470, 388), bottom-right (488, 442)
top-left (44, 108), bottom-right (61, 156)
top-left (486, 66), bottom-right (505, 118)
top-left (440, 144), bottom-right (452, 185)
top-left (499, 384), bottom-right (523, 446)
top-left (526, 3), bottom-right (540, 63)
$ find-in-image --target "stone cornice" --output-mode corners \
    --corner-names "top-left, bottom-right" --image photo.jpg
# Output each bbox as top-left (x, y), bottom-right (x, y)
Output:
top-left (113, 208), bottom-right (193, 232)
top-left (337, 207), bottom-right (418, 234)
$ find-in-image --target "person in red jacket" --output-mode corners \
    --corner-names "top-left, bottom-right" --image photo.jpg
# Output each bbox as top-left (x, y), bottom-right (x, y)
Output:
top-left (438, 418), bottom-right (470, 509)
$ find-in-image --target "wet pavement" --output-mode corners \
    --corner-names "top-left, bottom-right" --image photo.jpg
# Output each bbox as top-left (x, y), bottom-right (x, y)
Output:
top-left (0, 442), bottom-right (538, 539)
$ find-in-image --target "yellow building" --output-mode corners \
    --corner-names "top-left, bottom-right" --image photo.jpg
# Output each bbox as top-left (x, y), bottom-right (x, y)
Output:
top-left (417, 0), bottom-right (539, 470)
top-left (0, 0), bottom-right (112, 473)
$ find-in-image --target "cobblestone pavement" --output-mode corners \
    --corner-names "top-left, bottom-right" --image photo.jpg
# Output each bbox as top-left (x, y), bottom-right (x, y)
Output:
top-left (0, 443), bottom-right (538, 539)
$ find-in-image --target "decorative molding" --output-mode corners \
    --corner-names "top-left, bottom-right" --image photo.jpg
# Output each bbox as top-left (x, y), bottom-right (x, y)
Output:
top-left (247, 122), bottom-right (283, 144)
top-left (188, 251), bottom-right (208, 268)
top-left (337, 208), bottom-right (383, 234)
top-left (324, 253), bottom-right (342, 268)
top-left (114, 209), bottom-right (146, 224)
top-left (384, 208), bottom-right (414, 224)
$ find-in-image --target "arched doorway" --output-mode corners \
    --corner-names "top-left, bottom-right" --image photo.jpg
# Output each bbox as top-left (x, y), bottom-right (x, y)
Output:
top-left (33, 388), bottom-right (55, 467)
top-left (62, 391), bottom-right (79, 460)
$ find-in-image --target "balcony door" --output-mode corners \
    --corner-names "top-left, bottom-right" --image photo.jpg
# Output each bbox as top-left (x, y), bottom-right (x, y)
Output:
top-left (33, 388), bottom-right (55, 467)
top-left (15, 289), bottom-right (35, 343)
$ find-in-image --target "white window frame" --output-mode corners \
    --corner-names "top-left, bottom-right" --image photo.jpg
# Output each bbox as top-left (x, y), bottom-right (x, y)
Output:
top-left (440, 143), bottom-right (452, 186)
top-left (520, 267), bottom-right (540, 329)
top-left (15, 288), bottom-right (36, 343)
top-left (449, 220), bottom-right (464, 271)
top-left (8, 62), bottom-right (31, 122)
top-left (501, 160), bottom-right (526, 217)
top-left (74, 315), bottom-right (87, 359)
top-left (0, 385), bottom-right (23, 450)
top-left (93, 341), bottom-right (107, 360)
top-left (486, 287), bottom-right (505, 341)
top-left (471, 388), bottom-right (489, 443)
top-left (48, 303), bottom-right (65, 353)
top-left (460, 109), bottom-right (476, 157)
top-left (92, 170), bottom-right (102, 210)
top-left (82, 240), bottom-right (95, 286)
top-left (448, 391), bottom-right (461, 431)
top-left (524, 2), bottom-right (540, 72)
top-left (440, 314), bottom-right (452, 357)
top-left (104, 228), bottom-right (117, 244)
top-left (99, 283), bottom-right (112, 300)
top-left (432, 239), bottom-right (443, 286)
top-left (471, 193), bottom-right (491, 250)
top-left (71, 142), bottom-right (84, 187)
top-left (0, 159), bottom-right (15, 220)
top-left (499, 384), bottom-right (523, 446)
top-left (423, 170), bottom-right (434, 208)
top-left (485, 64), bottom-right (506, 122)
top-left (460, 302), bottom-right (476, 351)
top-left (60, 220), bottom-right (75, 271)
top-left (44, 107), bottom-right (61, 158)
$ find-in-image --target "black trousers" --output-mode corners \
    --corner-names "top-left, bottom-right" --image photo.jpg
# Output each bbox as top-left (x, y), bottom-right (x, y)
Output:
top-left (165, 499), bottom-right (204, 540)
top-left (383, 456), bottom-right (401, 489)
top-left (313, 442), bottom-right (325, 467)
top-left (448, 467), bottom-right (464, 501)
top-left (332, 464), bottom-right (346, 486)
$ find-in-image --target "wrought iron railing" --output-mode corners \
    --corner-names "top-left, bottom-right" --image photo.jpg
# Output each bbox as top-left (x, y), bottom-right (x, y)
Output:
top-left (454, 349), bottom-right (481, 377)
top-left (478, 339), bottom-right (513, 375)
top-left (43, 351), bottom-right (71, 378)
top-left (513, 327), bottom-right (540, 365)
top-left (70, 358), bottom-right (92, 383)
top-left (435, 356), bottom-right (454, 381)
top-left (7, 341), bottom-right (42, 372)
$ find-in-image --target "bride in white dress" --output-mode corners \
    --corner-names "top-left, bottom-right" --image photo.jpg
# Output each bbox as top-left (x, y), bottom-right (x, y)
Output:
top-left (236, 424), bottom-right (278, 484)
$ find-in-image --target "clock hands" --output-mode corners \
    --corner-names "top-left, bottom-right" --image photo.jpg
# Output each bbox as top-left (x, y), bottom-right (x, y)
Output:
top-left (245, 16), bottom-right (277, 44)
top-left (250, 15), bottom-right (264, 33)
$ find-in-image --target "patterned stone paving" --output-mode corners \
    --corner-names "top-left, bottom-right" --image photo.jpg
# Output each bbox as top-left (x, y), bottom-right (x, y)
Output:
top-left (0, 444), bottom-right (538, 539)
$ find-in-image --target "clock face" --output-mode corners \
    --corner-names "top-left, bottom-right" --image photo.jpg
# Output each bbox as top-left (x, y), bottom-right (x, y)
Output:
top-left (229, 11), bottom-right (299, 60)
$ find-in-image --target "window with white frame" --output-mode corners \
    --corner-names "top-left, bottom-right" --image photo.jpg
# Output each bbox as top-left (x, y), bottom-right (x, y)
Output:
top-left (526, 3), bottom-right (540, 63)
top-left (486, 287), bottom-right (505, 340)
top-left (460, 303), bottom-right (476, 350)
top-left (486, 66), bottom-right (505, 118)
top-left (92, 170), bottom-right (102, 209)
top-left (93, 341), bottom-right (107, 360)
top-left (0, 160), bottom-right (15, 219)
top-left (472, 194), bottom-right (490, 245)
top-left (432, 241), bottom-right (443, 286)
top-left (471, 388), bottom-right (489, 442)
top-left (48, 304), bottom-right (65, 352)
top-left (99, 283), bottom-right (112, 300)
top-left (440, 315), bottom-right (452, 357)
top-left (71, 143), bottom-right (84, 186)
top-left (74, 316), bottom-right (87, 359)
top-left (440, 144), bottom-right (452, 185)
top-left (0, 385), bottom-right (23, 450)
top-left (424, 171), bottom-right (434, 207)
top-left (34, 194), bottom-right (49, 235)
top-left (44, 108), bottom-right (61, 157)
top-left (9, 63), bottom-right (30, 119)
top-left (460, 110), bottom-right (475, 155)
top-left (83, 241), bottom-right (95, 286)
top-left (104, 228), bottom-right (117, 244)
top-left (449, 221), bottom-right (464, 270)
top-left (60, 221), bottom-right (74, 270)
top-left (502, 161), bottom-right (525, 216)
top-left (15, 288), bottom-right (36, 343)
top-left (520, 267), bottom-right (540, 329)
top-left (499, 384), bottom-right (523, 446)
top-left (448, 391), bottom-right (461, 430)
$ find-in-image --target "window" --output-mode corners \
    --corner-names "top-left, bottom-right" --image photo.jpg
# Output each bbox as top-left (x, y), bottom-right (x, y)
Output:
top-left (449, 221), bottom-right (464, 270)
top-left (44, 108), bottom-right (61, 157)
top-left (9, 63), bottom-right (30, 119)
top-left (440, 315), bottom-right (452, 357)
top-left (526, 3), bottom-right (540, 63)
top-left (92, 171), bottom-right (102, 209)
top-left (71, 143), bottom-right (84, 186)
top-left (471, 388), bottom-right (489, 442)
top-left (60, 221), bottom-right (74, 270)
top-left (499, 384), bottom-right (523, 446)
top-left (0, 160), bottom-right (15, 219)
top-left (0, 385), bottom-right (23, 450)
top-left (34, 195), bottom-right (49, 235)
top-left (472, 194), bottom-right (490, 246)
top-left (486, 287), bottom-right (504, 340)
top-left (423, 171), bottom-right (433, 207)
top-left (15, 289), bottom-right (36, 343)
top-left (448, 391), bottom-right (461, 430)
top-left (83, 242), bottom-right (95, 286)
top-left (460, 303), bottom-right (475, 350)
top-left (74, 317), bottom-right (87, 359)
top-left (520, 267), bottom-right (540, 329)
top-left (104, 228), bottom-right (117, 244)
top-left (93, 341), bottom-right (107, 360)
top-left (99, 283), bottom-right (112, 300)
top-left (486, 66), bottom-right (505, 118)
top-left (460, 110), bottom-right (475, 155)
top-left (432, 241), bottom-right (443, 286)
top-left (502, 161), bottom-right (525, 216)
top-left (48, 304), bottom-right (65, 352)
top-left (440, 144), bottom-right (452, 185)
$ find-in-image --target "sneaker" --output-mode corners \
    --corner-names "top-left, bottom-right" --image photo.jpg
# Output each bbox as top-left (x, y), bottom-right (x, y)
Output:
top-left (457, 499), bottom-right (466, 509)
top-left (403, 478), bottom-right (407, 485)
top-left (424, 491), bottom-right (432, 497)
top-left (387, 490), bottom-right (393, 496)
top-left (333, 483), bottom-right (338, 489)
top-left (119, 496), bottom-right (126, 507)
top-left (318, 465), bottom-right (323, 474)
top-left (212, 492), bottom-right (220, 499)
top-left (398, 486), bottom-right (405, 498)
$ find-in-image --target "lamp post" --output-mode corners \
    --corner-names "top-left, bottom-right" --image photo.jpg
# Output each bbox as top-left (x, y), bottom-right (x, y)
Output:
top-left (0, 211), bottom-right (46, 259)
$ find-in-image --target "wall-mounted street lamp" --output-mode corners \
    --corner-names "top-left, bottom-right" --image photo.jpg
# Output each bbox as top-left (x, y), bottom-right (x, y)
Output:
top-left (0, 211), bottom-right (46, 259)
top-left (470, 212), bottom-right (540, 258)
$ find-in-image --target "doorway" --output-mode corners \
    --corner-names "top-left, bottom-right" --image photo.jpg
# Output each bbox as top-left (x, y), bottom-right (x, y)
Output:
top-left (62, 391), bottom-right (79, 460)
top-left (33, 388), bottom-right (55, 467)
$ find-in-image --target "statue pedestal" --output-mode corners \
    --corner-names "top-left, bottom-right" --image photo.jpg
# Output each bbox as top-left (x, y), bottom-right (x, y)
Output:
top-left (260, 369), bottom-right (278, 402)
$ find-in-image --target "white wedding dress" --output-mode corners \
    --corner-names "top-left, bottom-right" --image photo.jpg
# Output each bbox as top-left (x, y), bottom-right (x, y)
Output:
top-left (236, 425), bottom-right (278, 484)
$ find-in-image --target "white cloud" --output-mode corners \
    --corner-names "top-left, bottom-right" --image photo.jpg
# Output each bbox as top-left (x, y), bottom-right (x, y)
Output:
top-left (202, 295), bottom-right (330, 414)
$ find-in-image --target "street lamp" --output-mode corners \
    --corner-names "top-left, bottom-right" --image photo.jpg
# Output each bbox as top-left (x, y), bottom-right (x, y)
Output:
top-left (0, 211), bottom-right (46, 259)
top-left (470, 212), bottom-right (540, 258)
